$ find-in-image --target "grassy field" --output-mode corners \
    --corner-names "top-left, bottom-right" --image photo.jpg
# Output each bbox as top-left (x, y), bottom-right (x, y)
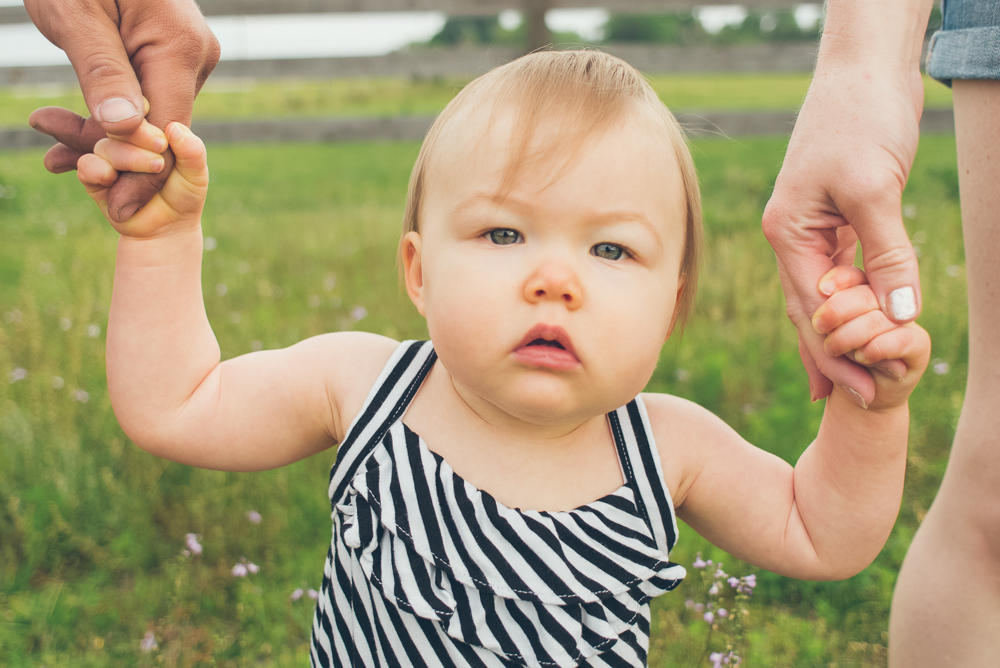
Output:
top-left (0, 119), bottom-right (966, 666)
top-left (0, 73), bottom-right (954, 128)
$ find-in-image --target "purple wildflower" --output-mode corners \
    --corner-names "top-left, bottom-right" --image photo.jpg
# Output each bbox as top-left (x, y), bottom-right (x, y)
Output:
top-left (140, 630), bottom-right (158, 653)
top-left (718, 608), bottom-right (728, 618)
top-left (693, 554), bottom-right (707, 569)
top-left (308, 589), bottom-right (318, 600)
top-left (247, 562), bottom-right (259, 574)
top-left (232, 563), bottom-right (248, 577)
top-left (703, 611), bottom-right (714, 624)
top-left (291, 588), bottom-right (304, 601)
top-left (185, 533), bottom-right (202, 555)
top-left (246, 510), bottom-right (262, 524)
top-left (708, 584), bottom-right (719, 595)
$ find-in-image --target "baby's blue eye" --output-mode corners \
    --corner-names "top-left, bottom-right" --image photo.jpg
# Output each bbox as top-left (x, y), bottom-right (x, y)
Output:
top-left (489, 229), bottom-right (521, 245)
top-left (592, 243), bottom-right (625, 260)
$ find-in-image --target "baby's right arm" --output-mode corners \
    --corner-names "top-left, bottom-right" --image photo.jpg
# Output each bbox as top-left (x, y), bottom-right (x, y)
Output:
top-left (78, 122), bottom-right (398, 471)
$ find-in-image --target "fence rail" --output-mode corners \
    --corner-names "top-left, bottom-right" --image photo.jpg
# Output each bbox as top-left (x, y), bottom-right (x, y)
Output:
top-left (0, 109), bottom-right (957, 152)
top-left (1, 1), bottom-right (807, 25)
top-left (0, 42), bottom-right (820, 87)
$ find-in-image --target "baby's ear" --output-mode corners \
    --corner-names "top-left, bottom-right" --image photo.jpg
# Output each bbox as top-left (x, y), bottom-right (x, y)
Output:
top-left (665, 276), bottom-right (686, 341)
top-left (401, 231), bottom-right (426, 316)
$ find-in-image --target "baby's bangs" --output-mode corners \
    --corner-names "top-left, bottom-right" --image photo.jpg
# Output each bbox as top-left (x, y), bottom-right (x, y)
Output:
top-left (479, 51), bottom-right (657, 194)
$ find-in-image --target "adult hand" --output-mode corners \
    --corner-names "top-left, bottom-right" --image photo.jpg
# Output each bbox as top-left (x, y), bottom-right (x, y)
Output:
top-left (763, 63), bottom-right (924, 407)
top-left (24, 0), bottom-right (220, 223)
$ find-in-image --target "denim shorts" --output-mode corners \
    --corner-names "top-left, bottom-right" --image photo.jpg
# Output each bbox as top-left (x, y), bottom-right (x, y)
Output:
top-left (927, 0), bottom-right (1000, 85)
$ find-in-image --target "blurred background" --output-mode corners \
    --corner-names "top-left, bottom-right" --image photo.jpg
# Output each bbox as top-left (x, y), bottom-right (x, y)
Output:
top-left (0, 2), bottom-right (963, 666)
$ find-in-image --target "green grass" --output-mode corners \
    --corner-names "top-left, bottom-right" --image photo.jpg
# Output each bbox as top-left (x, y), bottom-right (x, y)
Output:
top-left (0, 132), bottom-right (965, 666)
top-left (0, 73), bottom-right (954, 128)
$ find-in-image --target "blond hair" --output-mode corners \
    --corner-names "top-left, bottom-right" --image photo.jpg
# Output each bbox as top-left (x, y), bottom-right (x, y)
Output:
top-left (400, 50), bottom-right (703, 327)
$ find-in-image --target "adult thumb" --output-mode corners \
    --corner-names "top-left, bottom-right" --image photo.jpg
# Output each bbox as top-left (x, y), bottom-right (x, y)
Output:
top-left (61, 17), bottom-right (145, 137)
top-left (853, 208), bottom-right (922, 325)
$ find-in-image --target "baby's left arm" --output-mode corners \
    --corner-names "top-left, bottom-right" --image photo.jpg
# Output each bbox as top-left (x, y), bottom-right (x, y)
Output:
top-left (656, 265), bottom-right (930, 580)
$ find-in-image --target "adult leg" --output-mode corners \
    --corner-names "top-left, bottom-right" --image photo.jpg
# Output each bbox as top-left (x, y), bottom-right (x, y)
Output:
top-left (889, 79), bottom-right (1000, 666)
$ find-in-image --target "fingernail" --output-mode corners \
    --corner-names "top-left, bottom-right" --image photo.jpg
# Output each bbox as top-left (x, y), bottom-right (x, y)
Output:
top-left (97, 97), bottom-right (140, 123)
top-left (151, 158), bottom-right (164, 173)
top-left (118, 203), bottom-right (140, 222)
top-left (840, 386), bottom-right (868, 410)
top-left (874, 366), bottom-right (905, 382)
top-left (887, 287), bottom-right (916, 321)
top-left (152, 137), bottom-right (168, 152)
top-left (854, 349), bottom-right (869, 365)
top-left (819, 280), bottom-right (836, 296)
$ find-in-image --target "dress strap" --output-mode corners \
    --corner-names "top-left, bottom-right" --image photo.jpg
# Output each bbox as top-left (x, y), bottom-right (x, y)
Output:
top-left (328, 340), bottom-right (437, 506)
top-left (607, 396), bottom-right (680, 554)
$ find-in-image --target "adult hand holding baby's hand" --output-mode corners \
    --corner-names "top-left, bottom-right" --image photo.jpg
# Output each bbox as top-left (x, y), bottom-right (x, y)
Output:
top-left (810, 266), bottom-right (930, 412)
top-left (78, 122), bottom-right (208, 239)
top-left (24, 0), bottom-right (219, 223)
top-left (763, 52), bottom-right (924, 408)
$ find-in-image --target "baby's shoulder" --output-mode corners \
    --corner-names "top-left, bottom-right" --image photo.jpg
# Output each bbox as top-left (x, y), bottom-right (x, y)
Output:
top-left (640, 391), bottom-right (734, 441)
top-left (292, 331), bottom-right (401, 441)
top-left (639, 392), bottom-right (745, 502)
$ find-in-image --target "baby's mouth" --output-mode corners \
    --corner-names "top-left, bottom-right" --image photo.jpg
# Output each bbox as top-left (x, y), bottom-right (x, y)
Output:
top-left (527, 339), bottom-right (566, 350)
top-left (512, 325), bottom-right (579, 370)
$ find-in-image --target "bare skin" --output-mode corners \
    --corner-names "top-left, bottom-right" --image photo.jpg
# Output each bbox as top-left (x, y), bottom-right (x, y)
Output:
top-left (24, 0), bottom-right (219, 223)
top-left (78, 113), bottom-right (928, 581)
top-left (764, 0), bottom-right (933, 406)
top-left (889, 79), bottom-right (1000, 666)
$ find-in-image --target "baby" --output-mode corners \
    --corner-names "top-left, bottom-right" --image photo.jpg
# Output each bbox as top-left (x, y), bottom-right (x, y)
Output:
top-left (77, 52), bottom-right (929, 668)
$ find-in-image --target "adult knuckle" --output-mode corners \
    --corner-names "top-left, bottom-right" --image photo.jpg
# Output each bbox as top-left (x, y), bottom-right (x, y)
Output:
top-left (761, 200), bottom-right (789, 245)
top-left (80, 53), bottom-right (131, 82)
top-left (862, 243), bottom-right (916, 274)
top-left (840, 170), bottom-right (902, 206)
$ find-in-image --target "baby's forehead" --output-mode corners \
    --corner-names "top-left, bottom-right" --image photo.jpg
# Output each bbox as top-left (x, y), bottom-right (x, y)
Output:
top-left (425, 102), bottom-right (688, 228)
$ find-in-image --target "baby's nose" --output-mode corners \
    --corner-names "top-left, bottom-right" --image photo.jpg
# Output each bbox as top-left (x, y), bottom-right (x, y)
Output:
top-left (524, 261), bottom-right (582, 309)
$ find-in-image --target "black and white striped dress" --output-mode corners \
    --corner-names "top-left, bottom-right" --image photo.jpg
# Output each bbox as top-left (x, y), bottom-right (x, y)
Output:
top-left (310, 341), bottom-right (686, 667)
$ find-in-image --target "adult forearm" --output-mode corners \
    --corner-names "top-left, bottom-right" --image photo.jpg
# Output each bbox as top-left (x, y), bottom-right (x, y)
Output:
top-left (790, 394), bottom-right (909, 578)
top-left (107, 225), bottom-right (221, 452)
top-left (819, 0), bottom-right (934, 72)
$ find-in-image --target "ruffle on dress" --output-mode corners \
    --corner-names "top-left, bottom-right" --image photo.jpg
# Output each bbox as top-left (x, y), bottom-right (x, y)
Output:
top-left (335, 424), bottom-right (686, 668)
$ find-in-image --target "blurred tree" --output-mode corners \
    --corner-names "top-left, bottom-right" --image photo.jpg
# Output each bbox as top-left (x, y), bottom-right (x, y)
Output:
top-left (419, 15), bottom-right (584, 49)
top-left (602, 13), bottom-right (706, 45)
top-left (603, 10), bottom-right (821, 45)
top-left (429, 16), bottom-right (507, 47)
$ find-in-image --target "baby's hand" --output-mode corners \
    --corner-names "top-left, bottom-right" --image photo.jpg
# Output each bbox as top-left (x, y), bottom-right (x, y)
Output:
top-left (811, 266), bottom-right (931, 411)
top-left (77, 120), bottom-right (208, 239)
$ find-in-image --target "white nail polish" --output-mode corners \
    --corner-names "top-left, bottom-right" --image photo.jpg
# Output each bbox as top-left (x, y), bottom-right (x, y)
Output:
top-left (887, 287), bottom-right (916, 320)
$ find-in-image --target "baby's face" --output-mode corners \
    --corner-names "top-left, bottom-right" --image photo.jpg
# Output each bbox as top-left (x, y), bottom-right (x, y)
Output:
top-left (402, 106), bottom-right (688, 426)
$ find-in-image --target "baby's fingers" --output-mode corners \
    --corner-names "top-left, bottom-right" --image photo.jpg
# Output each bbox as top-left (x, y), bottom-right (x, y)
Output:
top-left (94, 137), bottom-right (165, 175)
top-left (163, 123), bottom-right (208, 187)
top-left (853, 323), bottom-right (931, 373)
top-left (813, 284), bottom-right (880, 335)
top-left (818, 265), bottom-right (868, 297)
top-left (107, 115), bottom-right (169, 155)
top-left (823, 308), bottom-right (896, 358)
top-left (77, 153), bottom-right (118, 190)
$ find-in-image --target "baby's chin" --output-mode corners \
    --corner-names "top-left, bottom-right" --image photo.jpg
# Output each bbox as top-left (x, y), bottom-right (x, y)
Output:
top-left (457, 365), bottom-right (646, 427)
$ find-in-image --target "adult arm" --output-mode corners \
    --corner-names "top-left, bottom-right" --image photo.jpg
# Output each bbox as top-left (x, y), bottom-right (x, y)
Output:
top-left (762, 0), bottom-right (934, 405)
top-left (24, 0), bottom-right (220, 223)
